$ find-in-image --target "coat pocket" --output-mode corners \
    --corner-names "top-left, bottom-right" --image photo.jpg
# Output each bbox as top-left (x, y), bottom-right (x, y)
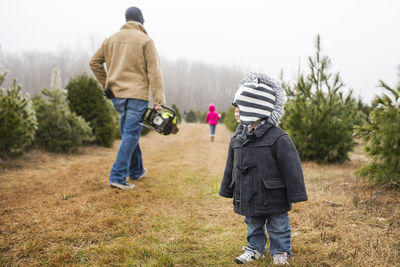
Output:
top-left (262, 178), bottom-right (287, 205)
top-left (230, 179), bottom-right (241, 206)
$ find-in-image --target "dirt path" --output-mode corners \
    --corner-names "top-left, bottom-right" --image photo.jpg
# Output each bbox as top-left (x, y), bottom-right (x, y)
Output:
top-left (0, 123), bottom-right (234, 265)
top-left (0, 123), bottom-right (399, 266)
top-left (0, 123), bottom-right (229, 206)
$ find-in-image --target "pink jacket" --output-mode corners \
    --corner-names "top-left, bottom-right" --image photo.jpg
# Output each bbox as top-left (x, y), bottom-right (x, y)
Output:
top-left (206, 104), bottom-right (221, 125)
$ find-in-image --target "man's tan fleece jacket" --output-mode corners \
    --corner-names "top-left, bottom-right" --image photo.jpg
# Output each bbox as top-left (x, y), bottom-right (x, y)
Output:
top-left (90, 21), bottom-right (166, 105)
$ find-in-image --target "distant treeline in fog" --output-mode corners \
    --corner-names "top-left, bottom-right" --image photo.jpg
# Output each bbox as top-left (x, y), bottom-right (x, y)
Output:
top-left (0, 49), bottom-right (245, 112)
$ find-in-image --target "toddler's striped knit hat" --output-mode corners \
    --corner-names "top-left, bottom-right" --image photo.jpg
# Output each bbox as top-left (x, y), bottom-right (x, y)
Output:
top-left (232, 72), bottom-right (286, 126)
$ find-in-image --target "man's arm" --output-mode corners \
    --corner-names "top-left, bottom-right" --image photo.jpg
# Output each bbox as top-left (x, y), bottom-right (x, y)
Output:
top-left (89, 42), bottom-right (107, 88)
top-left (144, 39), bottom-right (166, 107)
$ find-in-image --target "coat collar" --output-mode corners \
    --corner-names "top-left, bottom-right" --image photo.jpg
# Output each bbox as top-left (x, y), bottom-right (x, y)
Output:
top-left (233, 122), bottom-right (275, 139)
top-left (121, 21), bottom-right (148, 35)
top-left (253, 121), bottom-right (275, 138)
top-left (233, 124), bottom-right (244, 138)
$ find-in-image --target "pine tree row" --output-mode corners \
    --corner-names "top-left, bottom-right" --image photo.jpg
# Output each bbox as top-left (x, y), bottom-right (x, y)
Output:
top-left (1, 35), bottom-right (399, 186)
top-left (222, 35), bottom-right (399, 186)
top-left (0, 70), bottom-right (118, 156)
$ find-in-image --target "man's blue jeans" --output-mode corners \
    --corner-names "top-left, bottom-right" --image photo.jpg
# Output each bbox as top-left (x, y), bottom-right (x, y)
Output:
top-left (245, 213), bottom-right (292, 256)
top-left (110, 98), bottom-right (148, 184)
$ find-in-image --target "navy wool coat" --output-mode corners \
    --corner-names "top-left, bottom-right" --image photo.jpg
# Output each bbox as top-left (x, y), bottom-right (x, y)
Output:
top-left (219, 122), bottom-right (308, 216)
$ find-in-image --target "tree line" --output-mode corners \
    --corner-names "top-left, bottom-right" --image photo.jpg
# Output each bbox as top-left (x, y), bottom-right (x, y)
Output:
top-left (0, 47), bottom-right (245, 113)
top-left (1, 35), bottom-right (399, 187)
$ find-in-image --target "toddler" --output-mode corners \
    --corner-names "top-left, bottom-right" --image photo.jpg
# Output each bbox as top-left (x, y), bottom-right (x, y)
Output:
top-left (219, 72), bottom-right (308, 265)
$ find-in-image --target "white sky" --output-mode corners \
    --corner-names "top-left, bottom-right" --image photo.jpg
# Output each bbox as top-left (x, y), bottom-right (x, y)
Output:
top-left (1, 0), bottom-right (399, 103)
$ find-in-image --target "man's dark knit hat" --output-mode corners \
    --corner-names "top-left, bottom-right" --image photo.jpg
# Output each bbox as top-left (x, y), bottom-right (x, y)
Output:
top-left (125, 7), bottom-right (144, 24)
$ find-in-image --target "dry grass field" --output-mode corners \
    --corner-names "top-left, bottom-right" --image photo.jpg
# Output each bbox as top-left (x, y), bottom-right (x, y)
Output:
top-left (0, 123), bottom-right (399, 266)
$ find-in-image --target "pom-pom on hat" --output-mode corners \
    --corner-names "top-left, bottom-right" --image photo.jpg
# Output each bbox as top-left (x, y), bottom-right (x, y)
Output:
top-left (232, 72), bottom-right (286, 126)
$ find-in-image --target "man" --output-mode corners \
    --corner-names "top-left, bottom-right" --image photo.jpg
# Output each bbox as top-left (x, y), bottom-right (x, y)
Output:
top-left (90, 6), bottom-right (166, 190)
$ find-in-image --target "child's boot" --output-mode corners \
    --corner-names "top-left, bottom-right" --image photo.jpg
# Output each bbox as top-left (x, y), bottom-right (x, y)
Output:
top-left (211, 135), bottom-right (214, 142)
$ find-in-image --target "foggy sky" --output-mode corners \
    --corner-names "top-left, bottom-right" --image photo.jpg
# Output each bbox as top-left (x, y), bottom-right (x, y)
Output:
top-left (1, 0), bottom-right (400, 103)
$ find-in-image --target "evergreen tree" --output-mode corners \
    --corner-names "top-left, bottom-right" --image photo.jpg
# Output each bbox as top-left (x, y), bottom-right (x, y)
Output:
top-left (140, 125), bottom-right (151, 136)
top-left (199, 111), bottom-right (207, 124)
top-left (281, 35), bottom-right (360, 163)
top-left (355, 98), bottom-right (373, 127)
top-left (66, 73), bottom-right (117, 147)
top-left (0, 72), bottom-right (5, 86)
top-left (224, 106), bottom-right (239, 132)
top-left (113, 110), bottom-right (122, 139)
top-left (195, 110), bottom-right (202, 122)
top-left (171, 104), bottom-right (182, 123)
top-left (0, 75), bottom-right (37, 157)
top-left (220, 111), bottom-right (226, 123)
top-left (185, 110), bottom-right (198, 123)
top-left (0, 46), bottom-right (6, 78)
top-left (33, 70), bottom-right (94, 152)
top-left (355, 67), bottom-right (400, 186)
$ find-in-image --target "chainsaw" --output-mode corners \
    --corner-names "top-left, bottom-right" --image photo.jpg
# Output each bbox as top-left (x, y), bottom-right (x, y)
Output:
top-left (141, 105), bottom-right (179, 135)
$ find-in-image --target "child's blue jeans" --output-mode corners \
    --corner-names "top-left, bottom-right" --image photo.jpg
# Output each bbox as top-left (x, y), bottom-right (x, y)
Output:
top-left (245, 213), bottom-right (291, 256)
top-left (209, 124), bottom-right (216, 135)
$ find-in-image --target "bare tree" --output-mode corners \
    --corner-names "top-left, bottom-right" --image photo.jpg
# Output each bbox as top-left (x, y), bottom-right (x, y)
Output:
top-left (2, 47), bottom-right (245, 112)
top-left (161, 57), bottom-right (245, 112)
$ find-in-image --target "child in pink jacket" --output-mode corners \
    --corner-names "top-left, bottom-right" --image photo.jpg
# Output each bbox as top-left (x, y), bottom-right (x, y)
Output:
top-left (206, 104), bottom-right (221, 142)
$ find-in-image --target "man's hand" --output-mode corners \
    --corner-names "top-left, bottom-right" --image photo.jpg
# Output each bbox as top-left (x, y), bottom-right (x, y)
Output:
top-left (154, 104), bottom-right (163, 111)
top-left (104, 89), bottom-right (115, 99)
